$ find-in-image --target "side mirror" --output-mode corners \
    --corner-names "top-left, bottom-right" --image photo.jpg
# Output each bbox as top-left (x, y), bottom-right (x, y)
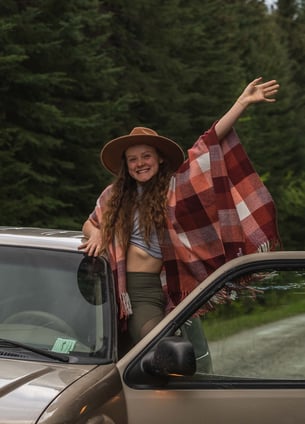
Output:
top-left (77, 256), bottom-right (109, 305)
top-left (141, 336), bottom-right (196, 377)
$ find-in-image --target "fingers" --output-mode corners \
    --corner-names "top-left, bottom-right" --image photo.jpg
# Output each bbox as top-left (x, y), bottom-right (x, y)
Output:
top-left (257, 82), bottom-right (279, 93)
top-left (78, 241), bottom-right (88, 251)
top-left (263, 83), bottom-right (279, 102)
top-left (265, 88), bottom-right (279, 98)
top-left (259, 79), bottom-right (278, 88)
top-left (251, 76), bottom-right (263, 85)
top-left (87, 244), bottom-right (101, 257)
top-left (253, 77), bottom-right (278, 88)
top-left (78, 240), bottom-right (101, 257)
top-left (253, 78), bottom-right (279, 102)
top-left (264, 97), bottom-right (276, 103)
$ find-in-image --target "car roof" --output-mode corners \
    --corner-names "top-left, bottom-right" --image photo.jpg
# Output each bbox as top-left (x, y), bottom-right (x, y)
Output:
top-left (0, 226), bottom-right (84, 251)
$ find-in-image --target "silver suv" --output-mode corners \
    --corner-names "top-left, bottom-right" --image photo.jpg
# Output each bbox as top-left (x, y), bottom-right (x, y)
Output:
top-left (1, 227), bottom-right (305, 423)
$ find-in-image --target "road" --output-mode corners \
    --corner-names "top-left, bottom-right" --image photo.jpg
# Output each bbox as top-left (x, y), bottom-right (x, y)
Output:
top-left (208, 313), bottom-right (305, 379)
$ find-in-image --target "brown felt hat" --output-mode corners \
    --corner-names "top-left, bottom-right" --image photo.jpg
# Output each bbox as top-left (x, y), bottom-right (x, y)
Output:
top-left (100, 127), bottom-right (185, 175)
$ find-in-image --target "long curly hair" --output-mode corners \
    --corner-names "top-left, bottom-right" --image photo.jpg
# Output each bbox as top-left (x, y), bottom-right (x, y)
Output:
top-left (100, 153), bottom-right (172, 255)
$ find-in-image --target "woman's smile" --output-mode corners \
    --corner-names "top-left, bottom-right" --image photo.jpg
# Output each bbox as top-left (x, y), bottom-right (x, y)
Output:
top-left (125, 144), bottom-right (162, 182)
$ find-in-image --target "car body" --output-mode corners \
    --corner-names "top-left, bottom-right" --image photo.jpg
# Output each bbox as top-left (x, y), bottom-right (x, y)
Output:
top-left (1, 226), bottom-right (305, 423)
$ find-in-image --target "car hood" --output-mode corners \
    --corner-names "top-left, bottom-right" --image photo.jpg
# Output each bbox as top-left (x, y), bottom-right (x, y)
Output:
top-left (0, 358), bottom-right (94, 423)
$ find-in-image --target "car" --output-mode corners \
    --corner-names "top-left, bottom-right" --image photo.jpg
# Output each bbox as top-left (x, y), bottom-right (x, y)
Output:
top-left (0, 226), bottom-right (305, 423)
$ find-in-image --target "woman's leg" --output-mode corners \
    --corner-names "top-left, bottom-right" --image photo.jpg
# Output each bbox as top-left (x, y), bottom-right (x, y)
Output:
top-left (127, 272), bottom-right (166, 344)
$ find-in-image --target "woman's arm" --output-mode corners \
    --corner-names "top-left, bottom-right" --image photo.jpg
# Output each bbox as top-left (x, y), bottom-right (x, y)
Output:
top-left (215, 77), bottom-right (279, 140)
top-left (78, 185), bottom-right (113, 257)
top-left (78, 219), bottom-right (103, 257)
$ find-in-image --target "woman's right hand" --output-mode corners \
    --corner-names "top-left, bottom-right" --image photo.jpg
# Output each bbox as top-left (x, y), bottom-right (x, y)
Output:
top-left (78, 220), bottom-right (103, 257)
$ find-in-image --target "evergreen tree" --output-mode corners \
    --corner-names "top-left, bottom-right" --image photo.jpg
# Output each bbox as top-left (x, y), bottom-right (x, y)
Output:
top-left (101, 0), bottom-right (189, 141)
top-left (173, 0), bottom-right (245, 148)
top-left (0, 0), bottom-right (303, 249)
top-left (273, 0), bottom-right (305, 248)
top-left (0, 0), bottom-right (124, 228)
top-left (101, 0), bottom-right (246, 151)
top-left (231, 1), bottom-right (295, 182)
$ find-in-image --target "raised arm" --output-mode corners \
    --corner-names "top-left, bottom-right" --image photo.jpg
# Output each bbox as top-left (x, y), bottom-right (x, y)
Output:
top-left (215, 77), bottom-right (279, 140)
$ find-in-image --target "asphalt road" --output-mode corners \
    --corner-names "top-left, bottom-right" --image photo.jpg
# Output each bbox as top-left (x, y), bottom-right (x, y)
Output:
top-left (208, 313), bottom-right (305, 379)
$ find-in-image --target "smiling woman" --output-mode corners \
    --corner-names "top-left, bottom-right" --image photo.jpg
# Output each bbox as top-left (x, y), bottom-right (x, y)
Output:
top-left (125, 144), bottom-right (164, 183)
top-left (78, 78), bottom-right (280, 347)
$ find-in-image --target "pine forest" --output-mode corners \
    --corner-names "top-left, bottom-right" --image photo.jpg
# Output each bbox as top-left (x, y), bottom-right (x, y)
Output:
top-left (0, 0), bottom-right (304, 249)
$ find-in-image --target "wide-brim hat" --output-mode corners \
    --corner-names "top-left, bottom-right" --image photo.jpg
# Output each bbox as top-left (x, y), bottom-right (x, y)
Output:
top-left (100, 127), bottom-right (185, 175)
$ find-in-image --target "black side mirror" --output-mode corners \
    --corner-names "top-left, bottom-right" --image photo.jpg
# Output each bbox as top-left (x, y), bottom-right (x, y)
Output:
top-left (77, 256), bottom-right (109, 305)
top-left (141, 336), bottom-right (196, 377)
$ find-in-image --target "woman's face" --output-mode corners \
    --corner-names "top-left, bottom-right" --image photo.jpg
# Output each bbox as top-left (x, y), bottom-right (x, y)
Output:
top-left (125, 144), bottom-right (163, 183)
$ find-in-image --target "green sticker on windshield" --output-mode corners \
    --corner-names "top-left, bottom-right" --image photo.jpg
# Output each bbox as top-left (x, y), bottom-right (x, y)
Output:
top-left (52, 338), bottom-right (76, 353)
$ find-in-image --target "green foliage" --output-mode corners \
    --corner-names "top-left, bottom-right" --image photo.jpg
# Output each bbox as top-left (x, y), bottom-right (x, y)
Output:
top-left (203, 269), bottom-right (305, 340)
top-left (0, 0), bottom-right (304, 249)
top-left (0, 0), bottom-right (126, 228)
top-left (277, 172), bottom-right (305, 249)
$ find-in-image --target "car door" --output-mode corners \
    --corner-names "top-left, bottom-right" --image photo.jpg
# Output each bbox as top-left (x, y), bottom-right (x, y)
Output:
top-left (117, 252), bottom-right (305, 424)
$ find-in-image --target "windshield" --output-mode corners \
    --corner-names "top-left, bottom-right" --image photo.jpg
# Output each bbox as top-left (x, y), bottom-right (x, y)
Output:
top-left (0, 246), bottom-right (116, 364)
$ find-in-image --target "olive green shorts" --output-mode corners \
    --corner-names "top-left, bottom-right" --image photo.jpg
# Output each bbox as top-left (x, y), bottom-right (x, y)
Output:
top-left (127, 272), bottom-right (166, 344)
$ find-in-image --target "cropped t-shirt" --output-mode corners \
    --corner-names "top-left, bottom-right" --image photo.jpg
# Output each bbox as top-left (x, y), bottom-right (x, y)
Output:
top-left (130, 210), bottom-right (162, 259)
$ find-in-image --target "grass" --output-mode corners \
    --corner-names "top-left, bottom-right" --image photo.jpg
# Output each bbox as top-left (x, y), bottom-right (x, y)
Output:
top-left (202, 296), bottom-right (305, 341)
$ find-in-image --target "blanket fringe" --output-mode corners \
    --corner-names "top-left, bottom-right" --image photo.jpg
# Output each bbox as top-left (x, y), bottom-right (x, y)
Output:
top-left (257, 240), bottom-right (270, 252)
top-left (120, 292), bottom-right (133, 317)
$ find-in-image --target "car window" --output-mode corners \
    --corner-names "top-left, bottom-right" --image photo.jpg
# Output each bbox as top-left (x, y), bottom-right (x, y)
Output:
top-left (184, 266), bottom-right (305, 381)
top-left (0, 246), bottom-right (116, 364)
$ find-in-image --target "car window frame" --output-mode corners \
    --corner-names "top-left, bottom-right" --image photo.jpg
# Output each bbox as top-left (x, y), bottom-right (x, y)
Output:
top-left (123, 256), bottom-right (305, 390)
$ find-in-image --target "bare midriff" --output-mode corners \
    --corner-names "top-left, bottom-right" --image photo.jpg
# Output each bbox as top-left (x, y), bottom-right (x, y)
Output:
top-left (126, 244), bottom-right (163, 273)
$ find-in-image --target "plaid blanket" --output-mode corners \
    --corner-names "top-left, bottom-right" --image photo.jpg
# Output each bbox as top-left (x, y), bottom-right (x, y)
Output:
top-left (89, 124), bottom-right (280, 322)
top-left (164, 123), bottom-right (280, 306)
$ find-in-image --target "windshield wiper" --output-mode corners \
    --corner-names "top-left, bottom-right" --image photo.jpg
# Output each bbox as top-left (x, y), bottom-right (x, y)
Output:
top-left (0, 338), bottom-right (70, 362)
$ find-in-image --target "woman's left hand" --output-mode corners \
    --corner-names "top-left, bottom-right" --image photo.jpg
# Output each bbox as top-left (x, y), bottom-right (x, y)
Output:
top-left (238, 77), bottom-right (280, 106)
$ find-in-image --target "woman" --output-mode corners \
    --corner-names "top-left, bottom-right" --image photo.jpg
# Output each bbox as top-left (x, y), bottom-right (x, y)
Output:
top-left (78, 77), bottom-right (280, 344)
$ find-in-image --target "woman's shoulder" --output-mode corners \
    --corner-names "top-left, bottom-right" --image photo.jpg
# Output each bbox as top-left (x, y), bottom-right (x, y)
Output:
top-left (96, 184), bottom-right (114, 204)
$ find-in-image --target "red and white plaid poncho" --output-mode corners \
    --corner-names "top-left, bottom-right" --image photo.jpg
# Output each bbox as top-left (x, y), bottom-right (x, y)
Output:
top-left (89, 124), bottom-right (280, 323)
